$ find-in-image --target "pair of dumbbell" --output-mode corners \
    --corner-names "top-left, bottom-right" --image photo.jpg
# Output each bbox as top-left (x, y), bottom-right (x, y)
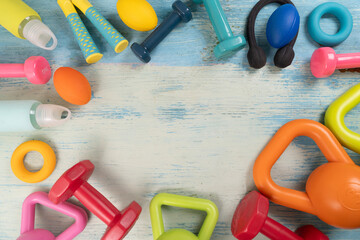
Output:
top-left (232, 191), bottom-right (328, 240)
top-left (48, 160), bottom-right (142, 240)
top-left (131, 0), bottom-right (245, 63)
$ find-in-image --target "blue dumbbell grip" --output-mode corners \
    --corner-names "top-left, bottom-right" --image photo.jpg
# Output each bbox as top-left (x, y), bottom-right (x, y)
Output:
top-left (142, 12), bottom-right (181, 52)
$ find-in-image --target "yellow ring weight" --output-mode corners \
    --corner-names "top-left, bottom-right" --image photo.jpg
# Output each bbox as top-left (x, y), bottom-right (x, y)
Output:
top-left (11, 140), bottom-right (56, 183)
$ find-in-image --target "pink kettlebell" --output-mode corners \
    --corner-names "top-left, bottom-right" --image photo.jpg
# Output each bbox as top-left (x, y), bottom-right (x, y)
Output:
top-left (17, 191), bottom-right (87, 240)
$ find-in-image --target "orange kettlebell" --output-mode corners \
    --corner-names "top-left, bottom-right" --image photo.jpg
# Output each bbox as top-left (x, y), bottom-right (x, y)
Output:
top-left (253, 119), bottom-right (360, 229)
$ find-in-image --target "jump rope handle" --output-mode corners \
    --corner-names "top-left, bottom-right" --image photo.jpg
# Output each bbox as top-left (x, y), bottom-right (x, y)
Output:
top-left (57, 0), bottom-right (103, 64)
top-left (72, 0), bottom-right (129, 53)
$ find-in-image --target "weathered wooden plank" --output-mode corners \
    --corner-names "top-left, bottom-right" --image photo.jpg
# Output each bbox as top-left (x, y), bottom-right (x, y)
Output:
top-left (1, 0), bottom-right (360, 239)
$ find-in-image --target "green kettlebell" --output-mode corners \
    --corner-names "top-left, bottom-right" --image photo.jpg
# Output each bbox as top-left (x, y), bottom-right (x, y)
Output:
top-left (150, 193), bottom-right (219, 240)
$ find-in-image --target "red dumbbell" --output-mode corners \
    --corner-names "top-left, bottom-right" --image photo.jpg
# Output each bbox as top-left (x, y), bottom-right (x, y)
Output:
top-left (231, 191), bottom-right (328, 240)
top-left (49, 160), bottom-right (142, 240)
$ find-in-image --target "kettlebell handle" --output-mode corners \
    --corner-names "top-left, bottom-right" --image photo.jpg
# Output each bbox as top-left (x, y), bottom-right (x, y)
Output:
top-left (325, 83), bottom-right (360, 154)
top-left (150, 193), bottom-right (219, 240)
top-left (20, 192), bottom-right (87, 240)
top-left (253, 119), bottom-right (353, 215)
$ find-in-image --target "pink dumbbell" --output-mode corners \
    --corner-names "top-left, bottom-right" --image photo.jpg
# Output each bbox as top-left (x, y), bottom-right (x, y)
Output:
top-left (311, 47), bottom-right (360, 78)
top-left (231, 191), bottom-right (328, 240)
top-left (17, 191), bottom-right (87, 240)
top-left (0, 56), bottom-right (51, 84)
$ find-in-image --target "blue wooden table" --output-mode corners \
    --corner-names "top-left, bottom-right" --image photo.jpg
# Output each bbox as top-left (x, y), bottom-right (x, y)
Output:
top-left (1, 0), bottom-right (360, 239)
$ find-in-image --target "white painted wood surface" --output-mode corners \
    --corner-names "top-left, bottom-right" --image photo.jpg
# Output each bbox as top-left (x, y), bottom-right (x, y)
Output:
top-left (1, 0), bottom-right (360, 239)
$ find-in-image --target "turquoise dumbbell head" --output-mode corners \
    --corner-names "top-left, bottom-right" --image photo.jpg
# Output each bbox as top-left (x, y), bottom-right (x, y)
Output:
top-left (193, 0), bottom-right (246, 59)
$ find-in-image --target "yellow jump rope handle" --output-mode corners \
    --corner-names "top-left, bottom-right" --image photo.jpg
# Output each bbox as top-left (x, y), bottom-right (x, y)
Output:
top-left (72, 0), bottom-right (128, 53)
top-left (57, 0), bottom-right (103, 64)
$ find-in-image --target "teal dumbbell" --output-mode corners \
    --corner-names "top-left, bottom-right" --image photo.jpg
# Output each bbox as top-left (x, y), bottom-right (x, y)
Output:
top-left (194, 0), bottom-right (246, 58)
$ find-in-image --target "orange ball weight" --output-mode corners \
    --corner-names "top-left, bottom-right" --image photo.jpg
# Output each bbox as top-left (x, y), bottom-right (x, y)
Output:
top-left (54, 67), bottom-right (92, 105)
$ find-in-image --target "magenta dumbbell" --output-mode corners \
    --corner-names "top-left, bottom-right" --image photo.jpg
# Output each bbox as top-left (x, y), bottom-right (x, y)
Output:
top-left (311, 47), bottom-right (360, 78)
top-left (0, 56), bottom-right (51, 84)
top-left (231, 191), bottom-right (328, 240)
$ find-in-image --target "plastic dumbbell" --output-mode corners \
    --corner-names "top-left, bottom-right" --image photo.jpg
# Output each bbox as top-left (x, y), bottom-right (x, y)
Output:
top-left (0, 56), bottom-right (51, 84)
top-left (311, 47), bottom-right (360, 78)
top-left (231, 191), bottom-right (328, 240)
top-left (131, 0), bottom-right (192, 63)
top-left (49, 160), bottom-right (142, 240)
top-left (193, 0), bottom-right (246, 58)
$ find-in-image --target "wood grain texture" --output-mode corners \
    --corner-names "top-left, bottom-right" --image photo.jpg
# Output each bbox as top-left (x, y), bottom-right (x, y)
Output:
top-left (1, 0), bottom-right (360, 239)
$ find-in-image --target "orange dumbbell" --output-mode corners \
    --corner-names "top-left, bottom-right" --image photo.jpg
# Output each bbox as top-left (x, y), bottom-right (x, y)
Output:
top-left (253, 119), bottom-right (360, 229)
